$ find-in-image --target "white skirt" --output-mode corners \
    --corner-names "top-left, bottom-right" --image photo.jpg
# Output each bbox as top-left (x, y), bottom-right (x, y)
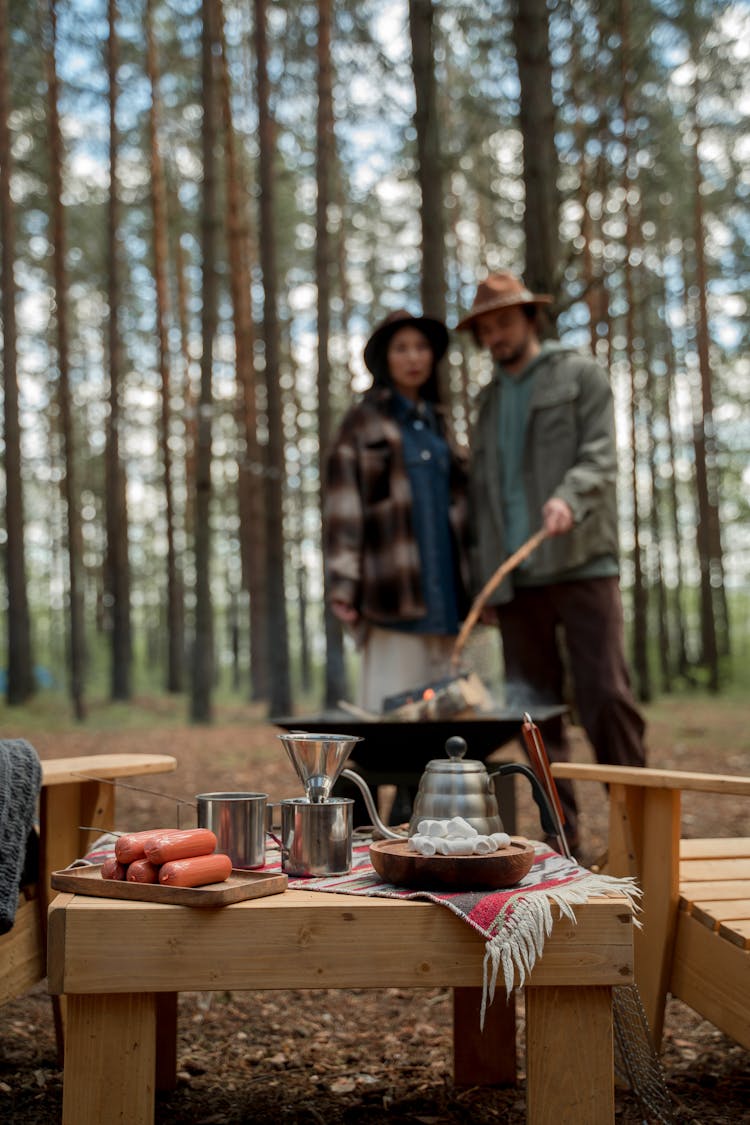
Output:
top-left (358, 625), bottom-right (455, 714)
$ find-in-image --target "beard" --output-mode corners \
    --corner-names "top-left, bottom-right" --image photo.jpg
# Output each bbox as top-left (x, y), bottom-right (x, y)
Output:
top-left (492, 335), bottom-right (531, 368)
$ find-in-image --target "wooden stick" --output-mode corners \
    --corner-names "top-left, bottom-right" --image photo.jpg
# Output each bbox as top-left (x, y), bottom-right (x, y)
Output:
top-left (522, 712), bottom-right (571, 860)
top-left (522, 715), bottom-right (566, 828)
top-left (451, 527), bottom-right (548, 669)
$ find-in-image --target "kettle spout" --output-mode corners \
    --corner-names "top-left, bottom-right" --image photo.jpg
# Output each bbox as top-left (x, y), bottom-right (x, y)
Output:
top-left (340, 768), bottom-right (407, 841)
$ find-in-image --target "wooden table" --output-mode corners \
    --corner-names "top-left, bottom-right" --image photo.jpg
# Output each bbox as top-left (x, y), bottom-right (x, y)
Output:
top-left (48, 885), bottom-right (634, 1125)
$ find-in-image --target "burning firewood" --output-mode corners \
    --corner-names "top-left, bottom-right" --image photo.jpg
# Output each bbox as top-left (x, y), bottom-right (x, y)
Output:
top-left (381, 673), bottom-right (493, 721)
top-left (337, 673), bottom-right (493, 723)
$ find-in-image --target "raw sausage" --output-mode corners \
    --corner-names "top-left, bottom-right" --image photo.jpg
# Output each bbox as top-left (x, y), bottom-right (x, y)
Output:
top-left (158, 853), bottom-right (232, 887)
top-left (101, 856), bottom-right (127, 880)
top-left (126, 858), bottom-right (160, 883)
top-left (144, 828), bottom-right (217, 864)
top-left (115, 828), bottom-right (180, 864)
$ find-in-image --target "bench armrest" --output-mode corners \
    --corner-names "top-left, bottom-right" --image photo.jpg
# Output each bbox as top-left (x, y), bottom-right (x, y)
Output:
top-left (551, 762), bottom-right (750, 797)
top-left (41, 753), bottom-right (177, 786)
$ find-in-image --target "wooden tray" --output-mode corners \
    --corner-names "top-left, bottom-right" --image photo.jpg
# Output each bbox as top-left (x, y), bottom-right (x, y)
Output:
top-left (51, 864), bottom-right (288, 906)
top-left (369, 837), bottom-right (535, 890)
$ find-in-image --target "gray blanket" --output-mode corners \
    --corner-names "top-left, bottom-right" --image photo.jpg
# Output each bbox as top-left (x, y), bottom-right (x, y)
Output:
top-left (0, 738), bottom-right (42, 934)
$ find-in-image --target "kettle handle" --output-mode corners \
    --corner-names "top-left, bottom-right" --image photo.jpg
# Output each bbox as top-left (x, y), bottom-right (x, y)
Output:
top-left (488, 762), bottom-right (557, 837)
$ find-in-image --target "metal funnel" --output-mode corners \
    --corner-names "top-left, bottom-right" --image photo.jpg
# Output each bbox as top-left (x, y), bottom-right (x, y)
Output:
top-left (278, 731), bottom-right (363, 803)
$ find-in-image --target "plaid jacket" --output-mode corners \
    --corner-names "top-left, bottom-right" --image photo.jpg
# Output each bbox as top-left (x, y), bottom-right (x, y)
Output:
top-left (323, 387), bottom-right (470, 627)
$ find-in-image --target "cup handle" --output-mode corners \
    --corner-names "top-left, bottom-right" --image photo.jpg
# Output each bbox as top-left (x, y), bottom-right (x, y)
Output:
top-left (265, 802), bottom-right (281, 846)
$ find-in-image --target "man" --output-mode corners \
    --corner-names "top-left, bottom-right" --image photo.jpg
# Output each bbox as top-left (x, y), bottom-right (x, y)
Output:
top-left (456, 270), bottom-right (646, 853)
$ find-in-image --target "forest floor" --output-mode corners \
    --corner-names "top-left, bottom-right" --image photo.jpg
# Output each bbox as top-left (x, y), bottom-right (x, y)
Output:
top-left (1, 693), bottom-right (749, 1123)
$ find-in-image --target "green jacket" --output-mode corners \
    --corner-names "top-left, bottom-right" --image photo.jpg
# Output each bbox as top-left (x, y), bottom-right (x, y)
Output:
top-left (469, 347), bottom-right (620, 604)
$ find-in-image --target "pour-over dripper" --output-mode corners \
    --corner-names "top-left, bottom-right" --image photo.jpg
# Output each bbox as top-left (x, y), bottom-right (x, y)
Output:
top-left (278, 732), bottom-right (363, 803)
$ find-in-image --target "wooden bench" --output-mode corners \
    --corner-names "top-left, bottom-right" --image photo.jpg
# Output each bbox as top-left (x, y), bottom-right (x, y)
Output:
top-left (0, 753), bottom-right (177, 1045)
top-left (551, 762), bottom-right (750, 1050)
top-left (48, 886), bottom-right (634, 1125)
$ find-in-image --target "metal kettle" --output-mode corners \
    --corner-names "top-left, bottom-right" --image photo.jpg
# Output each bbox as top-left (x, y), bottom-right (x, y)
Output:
top-left (341, 735), bottom-right (558, 841)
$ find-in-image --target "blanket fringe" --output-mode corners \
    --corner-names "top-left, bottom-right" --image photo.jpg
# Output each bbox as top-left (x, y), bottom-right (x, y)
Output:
top-left (479, 873), bottom-right (641, 1028)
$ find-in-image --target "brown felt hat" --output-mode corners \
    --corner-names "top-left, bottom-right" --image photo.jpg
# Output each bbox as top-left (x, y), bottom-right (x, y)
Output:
top-left (363, 309), bottom-right (449, 375)
top-left (455, 270), bottom-right (552, 332)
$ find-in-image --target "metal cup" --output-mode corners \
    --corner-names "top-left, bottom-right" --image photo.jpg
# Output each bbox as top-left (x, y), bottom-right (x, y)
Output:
top-left (278, 797), bottom-right (353, 877)
top-left (196, 791), bottom-right (268, 869)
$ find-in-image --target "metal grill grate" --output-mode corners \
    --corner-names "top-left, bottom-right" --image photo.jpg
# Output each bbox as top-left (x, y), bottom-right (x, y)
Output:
top-left (613, 983), bottom-right (675, 1124)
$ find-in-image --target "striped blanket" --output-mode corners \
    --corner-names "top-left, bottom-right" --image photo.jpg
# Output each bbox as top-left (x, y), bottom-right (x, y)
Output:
top-left (264, 837), bottom-right (640, 1024)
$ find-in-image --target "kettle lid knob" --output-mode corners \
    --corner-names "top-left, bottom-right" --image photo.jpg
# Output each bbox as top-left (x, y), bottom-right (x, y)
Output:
top-left (445, 736), bottom-right (468, 761)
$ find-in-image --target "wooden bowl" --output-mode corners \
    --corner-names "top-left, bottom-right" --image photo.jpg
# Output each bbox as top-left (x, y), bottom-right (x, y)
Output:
top-left (369, 837), bottom-right (535, 891)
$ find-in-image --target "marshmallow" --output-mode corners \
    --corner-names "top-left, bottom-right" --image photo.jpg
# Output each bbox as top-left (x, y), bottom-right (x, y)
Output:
top-left (408, 834), bottom-right (439, 856)
top-left (434, 837), bottom-right (476, 856)
top-left (407, 824), bottom-right (512, 858)
top-left (443, 816), bottom-right (478, 839)
top-left (416, 819), bottom-right (449, 838)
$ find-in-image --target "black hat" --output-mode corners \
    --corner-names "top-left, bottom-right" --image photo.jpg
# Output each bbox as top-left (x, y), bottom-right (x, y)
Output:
top-left (363, 309), bottom-right (449, 375)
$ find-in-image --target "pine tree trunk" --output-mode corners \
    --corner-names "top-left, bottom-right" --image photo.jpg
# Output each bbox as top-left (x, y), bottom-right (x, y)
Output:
top-left (316, 0), bottom-right (347, 709)
top-left (1, 0), bottom-right (35, 703)
top-left (568, 11), bottom-right (599, 357)
top-left (172, 216), bottom-right (197, 685)
top-left (620, 0), bottom-right (650, 702)
top-left (253, 0), bottom-right (291, 717)
top-left (46, 0), bottom-right (85, 720)
top-left (105, 0), bottom-right (132, 701)
top-left (643, 327), bottom-right (671, 693)
top-left (657, 211), bottom-right (690, 680)
top-left (408, 0), bottom-right (446, 321)
top-left (218, 0), bottom-right (268, 702)
top-left (288, 373), bottom-right (313, 699)
top-left (334, 159), bottom-right (356, 387)
top-left (512, 0), bottom-right (559, 306)
top-left (689, 73), bottom-right (725, 687)
top-left (172, 217), bottom-right (196, 551)
top-left (146, 0), bottom-right (184, 693)
top-left (191, 0), bottom-right (220, 722)
top-left (595, 151), bottom-right (613, 370)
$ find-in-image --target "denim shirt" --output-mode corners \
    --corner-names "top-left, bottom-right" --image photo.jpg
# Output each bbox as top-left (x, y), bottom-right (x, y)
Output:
top-left (388, 394), bottom-right (459, 635)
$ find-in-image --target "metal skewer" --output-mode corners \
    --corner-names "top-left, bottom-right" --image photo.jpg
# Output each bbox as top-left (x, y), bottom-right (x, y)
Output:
top-left (68, 772), bottom-right (196, 808)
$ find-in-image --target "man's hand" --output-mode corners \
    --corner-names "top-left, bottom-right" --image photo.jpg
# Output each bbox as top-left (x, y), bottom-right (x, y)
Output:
top-left (331, 600), bottom-right (360, 626)
top-left (542, 497), bottom-right (574, 536)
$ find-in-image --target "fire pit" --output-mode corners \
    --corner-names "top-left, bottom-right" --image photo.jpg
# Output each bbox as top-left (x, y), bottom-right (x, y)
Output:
top-left (272, 704), bottom-right (567, 829)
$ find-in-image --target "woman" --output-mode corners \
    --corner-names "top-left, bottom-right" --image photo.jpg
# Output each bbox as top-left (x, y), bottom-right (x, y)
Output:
top-left (324, 309), bottom-right (471, 713)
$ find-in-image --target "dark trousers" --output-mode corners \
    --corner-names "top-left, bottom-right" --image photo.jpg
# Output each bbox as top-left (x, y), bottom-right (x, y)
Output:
top-left (497, 576), bottom-right (646, 839)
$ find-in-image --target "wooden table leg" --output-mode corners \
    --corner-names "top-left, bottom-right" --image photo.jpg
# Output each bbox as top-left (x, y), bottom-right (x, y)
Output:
top-left (526, 985), bottom-right (613, 1124)
top-left (63, 993), bottom-right (156, 1125)
top-left (40, 779), bottom-right (116, 1063)
top-left (633, 788), bottom-right (680, 1048)
top-left (453, 986), bottom-right (517, 1085)
top-left (155, 992), bottom-right (179, 1091)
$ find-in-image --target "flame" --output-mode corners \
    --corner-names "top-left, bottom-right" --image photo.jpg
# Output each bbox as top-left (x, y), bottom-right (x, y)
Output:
top-left (422, 688), bottom-right (436, 701)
